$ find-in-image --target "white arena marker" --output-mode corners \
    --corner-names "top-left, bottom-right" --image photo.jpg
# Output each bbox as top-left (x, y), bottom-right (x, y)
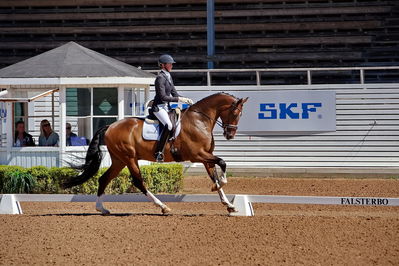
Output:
top-left (230, 195), bottom-right (254, 217)
top-left (0, 194), bottom-right (23, 214)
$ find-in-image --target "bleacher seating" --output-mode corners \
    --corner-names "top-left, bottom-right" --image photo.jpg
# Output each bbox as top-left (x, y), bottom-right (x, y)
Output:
top-left (0, 0), bottom-right (398, 85)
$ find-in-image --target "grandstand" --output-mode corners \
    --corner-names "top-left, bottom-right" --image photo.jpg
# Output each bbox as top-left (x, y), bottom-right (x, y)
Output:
top-left (0, 0), bottom-right (398, 85)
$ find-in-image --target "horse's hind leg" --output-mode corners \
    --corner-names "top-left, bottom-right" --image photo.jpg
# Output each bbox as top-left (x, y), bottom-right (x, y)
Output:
top-left (127, 159), bottom-right (171, 214)
top-left (96, 160), bottom-right (125, 215)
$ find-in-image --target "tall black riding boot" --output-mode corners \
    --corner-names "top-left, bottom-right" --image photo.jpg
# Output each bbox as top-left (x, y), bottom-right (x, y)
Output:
top-left (154, 127), bottom-right (170, 162)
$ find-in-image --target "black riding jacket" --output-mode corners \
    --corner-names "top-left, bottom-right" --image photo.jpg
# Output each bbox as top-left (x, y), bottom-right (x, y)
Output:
top-left (153, 70), bottom-right (181, 107)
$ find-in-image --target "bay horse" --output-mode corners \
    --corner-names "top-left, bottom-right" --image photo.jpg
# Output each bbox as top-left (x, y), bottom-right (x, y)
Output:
top-left (63, 93), bottom-right (248, 215)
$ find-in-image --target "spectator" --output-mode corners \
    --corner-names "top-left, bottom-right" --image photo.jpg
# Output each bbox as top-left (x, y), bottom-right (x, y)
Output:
top-left (38, 119), bottom-right (59, 146)
top-left (66, 123), bottom-right (77, 146)
top-left (14, 120), bottom-right (35, 147)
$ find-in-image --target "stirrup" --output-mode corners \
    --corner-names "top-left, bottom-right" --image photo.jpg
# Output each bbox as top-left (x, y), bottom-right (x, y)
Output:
top-left (155, 152), bottom-right (164, 162)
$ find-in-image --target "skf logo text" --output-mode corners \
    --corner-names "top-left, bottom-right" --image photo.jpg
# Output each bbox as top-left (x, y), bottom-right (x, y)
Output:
top-left (258, 103), bottom-right (322, 119)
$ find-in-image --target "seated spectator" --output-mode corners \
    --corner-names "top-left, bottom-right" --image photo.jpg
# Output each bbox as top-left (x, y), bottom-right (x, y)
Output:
top-left (38, 119), bottom-right (59, 146)
top-left (14, 120), bottom-right (35, 147)
top-left (66, 123), bottom-right (77, 146)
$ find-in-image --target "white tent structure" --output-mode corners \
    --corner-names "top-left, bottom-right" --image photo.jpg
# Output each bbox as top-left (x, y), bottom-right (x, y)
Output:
top-left (0, 41), bottom-right (155, 167)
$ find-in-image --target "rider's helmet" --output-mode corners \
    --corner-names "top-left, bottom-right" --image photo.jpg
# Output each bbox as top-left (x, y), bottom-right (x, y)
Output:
top-left (158, 54), bottom-right (176, 65)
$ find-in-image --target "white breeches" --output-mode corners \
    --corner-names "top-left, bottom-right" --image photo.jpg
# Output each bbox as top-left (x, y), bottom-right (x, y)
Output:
top-left (154, 104), bottom-right (173, 131)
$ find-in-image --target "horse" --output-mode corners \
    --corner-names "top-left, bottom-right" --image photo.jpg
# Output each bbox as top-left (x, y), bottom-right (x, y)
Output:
top-left (63, 92), bottom-right (249, 215)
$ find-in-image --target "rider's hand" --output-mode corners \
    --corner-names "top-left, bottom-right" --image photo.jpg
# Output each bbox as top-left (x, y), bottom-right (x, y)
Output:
top-left (179, 97), bottom-right (194, 105)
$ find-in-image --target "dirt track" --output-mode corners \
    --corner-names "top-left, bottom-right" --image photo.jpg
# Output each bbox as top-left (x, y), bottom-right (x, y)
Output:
top-left (1, 177), bottom-right (398, 265)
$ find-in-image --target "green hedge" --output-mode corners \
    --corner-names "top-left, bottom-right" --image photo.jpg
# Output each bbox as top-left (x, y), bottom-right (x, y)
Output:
top-left (0, 163), bottom-right (183, 194)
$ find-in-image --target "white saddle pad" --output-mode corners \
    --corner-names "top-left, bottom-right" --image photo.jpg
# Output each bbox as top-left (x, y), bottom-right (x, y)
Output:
top-left (142, 120), bottom-right (181, 141)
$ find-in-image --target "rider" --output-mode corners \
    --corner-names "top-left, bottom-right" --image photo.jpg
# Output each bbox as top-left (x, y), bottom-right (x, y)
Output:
top-left (152, 54), bottom-right (193, 162)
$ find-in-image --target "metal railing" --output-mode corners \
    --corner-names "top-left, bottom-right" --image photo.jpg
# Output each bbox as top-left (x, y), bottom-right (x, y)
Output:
top-left (147, 66), bottom-right (399, 86)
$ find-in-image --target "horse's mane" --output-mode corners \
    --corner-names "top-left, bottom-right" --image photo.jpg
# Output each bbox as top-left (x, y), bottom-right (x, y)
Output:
top-left (194, 92), bottom-right (238, 105)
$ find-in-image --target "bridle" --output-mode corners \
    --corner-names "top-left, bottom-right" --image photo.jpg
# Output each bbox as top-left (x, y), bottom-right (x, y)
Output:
top-left (220, 101), bottom-right (243, 131)
top-left (190, 101), bottom-right (242, 132)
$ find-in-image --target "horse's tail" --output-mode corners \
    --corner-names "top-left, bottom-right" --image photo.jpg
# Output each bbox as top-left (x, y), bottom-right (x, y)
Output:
top-left (62, 126), bottom-right (109, 189)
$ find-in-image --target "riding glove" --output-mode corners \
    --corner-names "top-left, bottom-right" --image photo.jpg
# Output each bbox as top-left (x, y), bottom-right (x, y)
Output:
top-left (178, 97), bottom-right (194, 105)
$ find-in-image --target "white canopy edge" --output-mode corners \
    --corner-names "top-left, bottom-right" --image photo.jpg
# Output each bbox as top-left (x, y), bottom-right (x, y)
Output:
top-left (0, 76), bottom-right (155, 86)
top-left (0, 88), bottom-right (59, 102)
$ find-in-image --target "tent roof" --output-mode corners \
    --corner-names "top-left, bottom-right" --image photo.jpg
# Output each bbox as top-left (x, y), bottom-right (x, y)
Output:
top-left (0, 42), bottom-right (155, 86)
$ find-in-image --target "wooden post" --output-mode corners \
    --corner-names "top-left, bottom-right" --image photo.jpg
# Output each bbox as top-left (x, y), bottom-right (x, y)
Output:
top-left (58, 86), bottom-right (66, 167)
top-left (360, 69), bottom-right (365, 84)
top-left (256, 71), bottom-right (261, 86)
top-left (5, 101), bottom-right (13, 150)
top-left (207, 0), bottom-right (215, 69)
top-left (90, 87), bottom-right (93, 140)
top-left (144, 84), bottom-right (150, 107)
top-left (118, 86), bottom-right (124, 120)
top-left (51, 91), bottom-right (55, 129)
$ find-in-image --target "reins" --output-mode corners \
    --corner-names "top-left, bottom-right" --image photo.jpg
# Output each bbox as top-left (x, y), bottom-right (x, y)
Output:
top-left (188, 101), bottom-right (242, 131)
top-left (190, 109), bottom-right (225, 129)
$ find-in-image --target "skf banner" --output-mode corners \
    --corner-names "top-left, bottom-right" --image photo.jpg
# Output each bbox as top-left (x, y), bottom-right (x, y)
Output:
top-left (158, 90), bottom-right (336, 133)
top-left (241, 90), bottom-right (336, 133)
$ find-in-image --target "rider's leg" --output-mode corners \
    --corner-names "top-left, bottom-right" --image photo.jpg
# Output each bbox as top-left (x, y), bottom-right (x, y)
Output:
top-left (153, 107), bottom-right (173, 162)
top-left (154, 126), bottom-right (170, 162)
top-left (154, 107), bottom-right (173, 131)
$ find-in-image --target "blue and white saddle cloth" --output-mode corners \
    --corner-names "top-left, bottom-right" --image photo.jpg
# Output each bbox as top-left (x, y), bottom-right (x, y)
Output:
top-left (142, 112), bottom-right (182, 141)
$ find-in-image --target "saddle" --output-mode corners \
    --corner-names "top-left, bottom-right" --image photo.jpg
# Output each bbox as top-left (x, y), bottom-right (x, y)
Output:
top-left (142, 101), bottom-right (182, 142)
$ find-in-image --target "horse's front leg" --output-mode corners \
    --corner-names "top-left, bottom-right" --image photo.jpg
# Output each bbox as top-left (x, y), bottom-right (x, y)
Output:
top-left (210, 157), bottom-right (228, 191)
top-left (204, 162), bottom-right (237, 213)
top-left (218, 188), bottom-right (237, 213)
top-left (217, 157), bottom-right (228, 188)
top-left (204, 162), bottom-right (221, 191)
top-left (201, 153), bottom-right (228, 190)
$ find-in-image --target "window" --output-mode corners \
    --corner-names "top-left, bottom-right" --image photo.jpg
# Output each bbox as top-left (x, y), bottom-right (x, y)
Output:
top-left (66, 88), bottom-right (90, 116)
top-left (11, 91), bottom-right (60, 147)
top-left (66, 88), bottom-right (91, 144)
top-left (124, 87), bottom-right (147, 117)
top-left (14, 102), bottom-right (25, 119)
top-left (92, 88), bottom-right (118, 135)
top-left (93, 88), bottom-right (117, 116)
top-left (66, 87), bottom-right (119, 143)
top-left (93, 117), bottom-right (117, 135)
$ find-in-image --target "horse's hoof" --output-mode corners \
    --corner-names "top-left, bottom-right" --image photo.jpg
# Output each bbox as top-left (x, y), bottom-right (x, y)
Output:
top-left (96, 208), bottom-right (111, 216)
top-left (227, 207), bottom-right (237, 213)
top-left (162, 206), bottom-right (171, 215)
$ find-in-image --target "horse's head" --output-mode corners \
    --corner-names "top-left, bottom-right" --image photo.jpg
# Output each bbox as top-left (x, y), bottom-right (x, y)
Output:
top-left (220, 97), bottom-right (249, 140)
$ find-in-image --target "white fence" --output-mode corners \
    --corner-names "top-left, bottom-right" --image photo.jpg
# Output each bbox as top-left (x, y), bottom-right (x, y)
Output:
top-left (0, 147), bottom-right (59, 167)
top-left (1, 193), bottom-right (399, 216)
